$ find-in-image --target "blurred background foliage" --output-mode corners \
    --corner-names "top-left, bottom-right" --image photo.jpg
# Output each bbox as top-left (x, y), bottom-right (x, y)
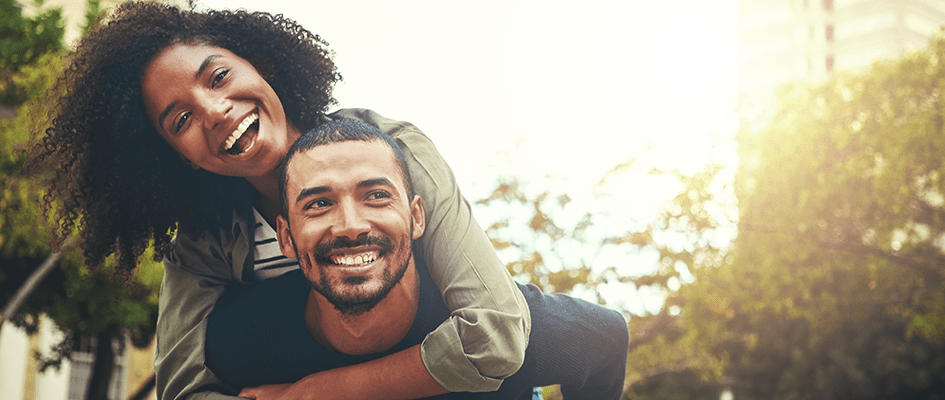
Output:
top-left (0, 0), bottom-right (159, 398)
top-left (1, 0), bottom-right (945, 399)
top-left (480, 32), bottom-right (945, 400)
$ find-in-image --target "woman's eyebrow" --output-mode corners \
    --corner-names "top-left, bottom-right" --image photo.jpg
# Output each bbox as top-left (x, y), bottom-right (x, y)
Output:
top-left (196, 54), bottom-right (222, 79)
top-left (158, 101), bottom-right (179, 129)
top-left (156, 55), bottom-right (223, 129)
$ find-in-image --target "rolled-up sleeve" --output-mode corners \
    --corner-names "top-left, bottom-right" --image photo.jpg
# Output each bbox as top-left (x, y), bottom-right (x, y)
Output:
top-left (333, 108), bottom-right (532, 391)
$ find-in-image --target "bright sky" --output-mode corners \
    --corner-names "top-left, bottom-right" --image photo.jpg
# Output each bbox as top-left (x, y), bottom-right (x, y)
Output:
top-left (198, 0), bottom-right (740, 312)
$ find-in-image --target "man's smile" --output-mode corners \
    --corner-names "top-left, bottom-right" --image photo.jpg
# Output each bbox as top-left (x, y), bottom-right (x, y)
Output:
top-left (315, 236), bottom-right (393, 265)
top-left (331, 251), bottom-right (379, 266)
top-left (321, 248), bottom-right (386, 276)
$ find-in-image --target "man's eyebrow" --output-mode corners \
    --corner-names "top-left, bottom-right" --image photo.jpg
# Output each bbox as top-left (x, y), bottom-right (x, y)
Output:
top-left (293, 178), bottom-right (393, 203)
top-left (296, 185), bottom-right (330, 203)
top-left (196, 54), bottom-right (222, 79)
top-left (359, 177), bottom-right (394, 189)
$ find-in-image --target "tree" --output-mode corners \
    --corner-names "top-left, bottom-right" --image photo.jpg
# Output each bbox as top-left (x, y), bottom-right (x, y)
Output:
top-left (476, 160), bottom-right (736, 399)
top-left (477, 34), bottom-right (945, 400)
top-left (631, 34), bottom-right (945, 399)
top-left (717, 35), bottom-right (945, 398)
top-left (0, 1), bottom-right (162, 398)
top-left (0, 0), bottom-right (64, 105)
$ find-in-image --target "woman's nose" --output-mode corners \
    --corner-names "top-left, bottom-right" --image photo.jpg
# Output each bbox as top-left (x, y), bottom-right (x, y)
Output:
top-left (201, 94), bottom-right (232, 130)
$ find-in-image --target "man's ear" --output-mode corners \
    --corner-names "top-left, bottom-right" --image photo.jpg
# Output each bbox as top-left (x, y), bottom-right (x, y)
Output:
top-left (410, 195), bottom-right (425, 240)
top-left (276, 215), bottom-right (297, 259)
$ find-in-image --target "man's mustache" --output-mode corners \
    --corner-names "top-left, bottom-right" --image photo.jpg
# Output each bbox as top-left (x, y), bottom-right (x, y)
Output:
top-left (314, 235), bottom-right (394, 260)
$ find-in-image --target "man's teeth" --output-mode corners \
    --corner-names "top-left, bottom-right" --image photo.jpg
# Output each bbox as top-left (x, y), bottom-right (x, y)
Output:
top-left (332, 252), bottom-right (379, 266)
top-left (224, 113), bottom-right (259, 151)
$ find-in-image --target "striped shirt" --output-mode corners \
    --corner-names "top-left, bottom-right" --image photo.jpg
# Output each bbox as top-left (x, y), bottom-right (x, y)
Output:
top-left (252, 208), bottom-right (300, 280)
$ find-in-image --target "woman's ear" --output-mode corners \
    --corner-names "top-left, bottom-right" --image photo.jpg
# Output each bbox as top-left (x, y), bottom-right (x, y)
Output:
top-left (177, 152), bottom-right (200, 170)
top-left (276, 215), bottom-right (297, 258)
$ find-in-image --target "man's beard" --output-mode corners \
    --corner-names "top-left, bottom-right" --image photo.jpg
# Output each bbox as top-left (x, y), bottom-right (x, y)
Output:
top-left (296, 234), bottom-right (411, 316)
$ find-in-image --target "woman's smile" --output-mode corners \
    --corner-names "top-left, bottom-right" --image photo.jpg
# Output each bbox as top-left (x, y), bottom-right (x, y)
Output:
top-left (224, 112), bottom-right (260, 155)
top-left (141, 44), bottom-right (300, 178)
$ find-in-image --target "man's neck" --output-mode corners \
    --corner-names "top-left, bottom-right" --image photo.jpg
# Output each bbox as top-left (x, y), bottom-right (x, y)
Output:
top-left (304, 265), bottom-right (420, 356)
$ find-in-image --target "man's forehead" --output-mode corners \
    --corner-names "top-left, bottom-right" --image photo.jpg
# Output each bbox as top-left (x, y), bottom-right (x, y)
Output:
top-left (287, 140), bottom-right (403, 189)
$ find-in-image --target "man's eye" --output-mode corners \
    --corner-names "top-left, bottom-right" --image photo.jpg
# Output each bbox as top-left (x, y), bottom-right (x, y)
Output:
top-left (175, 112), bottom-right (191, 133)
top-left (211, 69), bottom-right (229, 88)
top-left (307, 199), bottom-right (332, 209)
top-left (368, 191), bottom-right (391, 200)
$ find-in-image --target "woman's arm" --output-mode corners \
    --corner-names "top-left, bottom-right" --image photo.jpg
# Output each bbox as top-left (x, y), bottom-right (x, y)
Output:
top-left (163, 108), bottom-right (528, 398)
top-left (238, 345), bottom-right (446, 400)
top-left (155, 213), bottom-right (252, 400)
top-left (334, 108), bottom-right (531, 391)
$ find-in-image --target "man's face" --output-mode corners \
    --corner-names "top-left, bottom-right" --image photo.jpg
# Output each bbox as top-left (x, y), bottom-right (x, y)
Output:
top-left (277, 139), bottom-right (424, 316)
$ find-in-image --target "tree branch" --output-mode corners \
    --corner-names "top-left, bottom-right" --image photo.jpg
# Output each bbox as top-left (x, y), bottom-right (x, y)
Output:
top-left (0, 236), bottom-right (78, 331)
top-left (825, 241), bottom-right (943, 282)
top-left (623, 359), bottom-right (697, 391)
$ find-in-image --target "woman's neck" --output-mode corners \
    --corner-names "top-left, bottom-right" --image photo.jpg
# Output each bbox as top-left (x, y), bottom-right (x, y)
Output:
top-left (249, 121), bottom-right (302, 227)
top-left (246, 172), bottom-right (283, 228)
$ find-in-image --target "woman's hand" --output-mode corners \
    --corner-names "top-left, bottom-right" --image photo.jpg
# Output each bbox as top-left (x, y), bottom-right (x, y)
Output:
top-left (238, 383), bottom-right (292, 399)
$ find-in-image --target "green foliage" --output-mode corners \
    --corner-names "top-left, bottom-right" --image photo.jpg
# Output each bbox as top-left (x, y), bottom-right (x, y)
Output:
top-left (477, 158), bottom-right (737, 398)
top-left (740, 37), bottom-right (945, 328)
top-left (0, 0), bottom-right (64, 105)
top-left (0, 1), bottom-right (160, 370)
top-left (480, 34), bottom-right (945, 400)
top-left (634, 35), bottom-right (945, 399)
top-left (82, 0), bottom-right (103, 36)
top-left (477, 179), bottom-right (597, 296)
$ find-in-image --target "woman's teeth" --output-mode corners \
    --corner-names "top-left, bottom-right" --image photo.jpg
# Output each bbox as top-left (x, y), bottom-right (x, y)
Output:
top-left (224, 113), bottom-right (259, 153)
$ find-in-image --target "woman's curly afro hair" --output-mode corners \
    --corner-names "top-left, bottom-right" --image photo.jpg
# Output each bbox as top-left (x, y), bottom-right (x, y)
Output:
top-left (27, 1), bottom-right (341, 282)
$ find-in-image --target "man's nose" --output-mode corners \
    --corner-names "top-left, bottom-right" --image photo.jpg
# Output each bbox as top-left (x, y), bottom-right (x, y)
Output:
top-left (332, 200), bottom-right (371, 240)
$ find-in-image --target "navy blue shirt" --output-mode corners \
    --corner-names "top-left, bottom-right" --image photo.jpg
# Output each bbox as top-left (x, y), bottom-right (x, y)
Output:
top-left (206, 265), bottom-right (537, 399)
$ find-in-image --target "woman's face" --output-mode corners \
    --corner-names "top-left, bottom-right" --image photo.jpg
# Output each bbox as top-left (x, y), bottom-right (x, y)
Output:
top-left (141, 44), bottom-right (301, 178)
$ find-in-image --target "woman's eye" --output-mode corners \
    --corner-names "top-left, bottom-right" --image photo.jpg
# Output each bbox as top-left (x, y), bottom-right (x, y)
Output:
top-left (211, 69), bottom-right (229, 88)
top-left (174, 112), bottom-right (191, 133)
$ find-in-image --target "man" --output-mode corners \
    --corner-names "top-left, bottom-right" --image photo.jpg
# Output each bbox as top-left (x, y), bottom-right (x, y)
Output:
top-left (205, 119), bottom-right (629, 399)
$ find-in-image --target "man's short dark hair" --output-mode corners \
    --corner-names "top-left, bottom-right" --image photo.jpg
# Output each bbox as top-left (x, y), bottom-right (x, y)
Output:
top-left (278, 118), bottom-right (415, 216)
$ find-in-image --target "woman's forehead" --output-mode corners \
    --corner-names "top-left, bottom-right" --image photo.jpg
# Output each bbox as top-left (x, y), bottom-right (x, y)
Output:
top-left (149, 44), bottom-right (240, 70)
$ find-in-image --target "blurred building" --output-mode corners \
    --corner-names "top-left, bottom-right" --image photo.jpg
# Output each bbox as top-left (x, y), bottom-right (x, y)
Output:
top-left (0, 316), bottom-right (156, 400)
top-left (740, 0), bottom-right (945, 99)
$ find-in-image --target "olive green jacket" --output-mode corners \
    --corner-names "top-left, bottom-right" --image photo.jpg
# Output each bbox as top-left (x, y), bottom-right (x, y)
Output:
top-left (154, 109), bottom-right (531, 400)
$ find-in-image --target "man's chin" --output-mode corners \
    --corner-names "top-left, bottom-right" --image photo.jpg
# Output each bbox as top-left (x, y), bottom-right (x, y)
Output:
top-left (325, 290), bottom-right (385, 316)
top-left (342, 275), bottom-right (369, 286)
top-left (308, 248), bottom-right (410, 316)
top-left (312, 279), bottom-right (386, 316)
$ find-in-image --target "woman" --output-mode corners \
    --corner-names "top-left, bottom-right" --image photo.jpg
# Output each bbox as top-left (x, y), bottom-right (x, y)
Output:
top-left (29, 2), bottom-right (529, 399)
